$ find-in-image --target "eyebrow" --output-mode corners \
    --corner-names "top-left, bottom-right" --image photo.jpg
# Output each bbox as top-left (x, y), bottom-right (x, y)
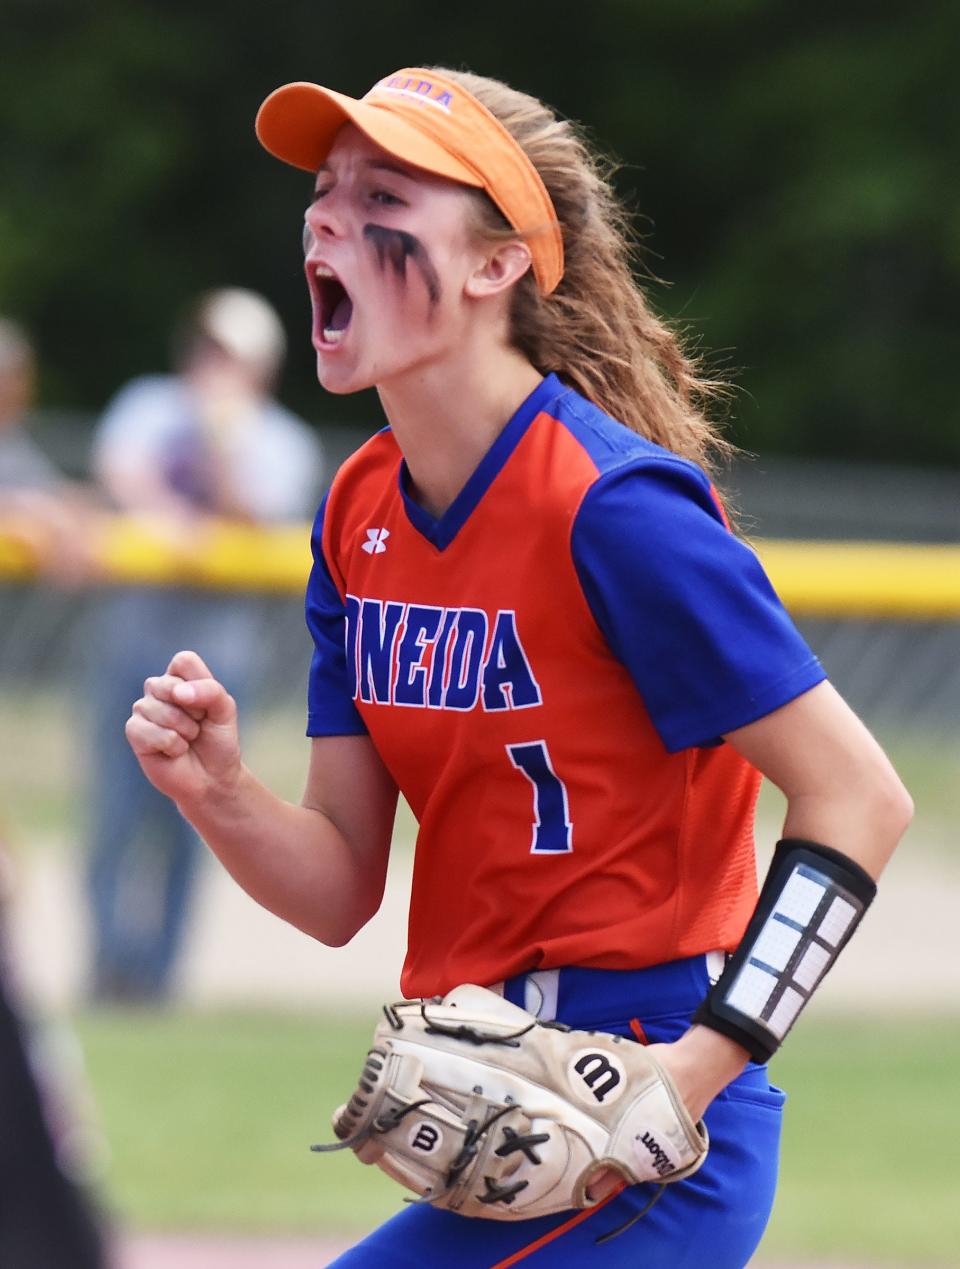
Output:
top-left (314, 159), bottom-right (416, 184)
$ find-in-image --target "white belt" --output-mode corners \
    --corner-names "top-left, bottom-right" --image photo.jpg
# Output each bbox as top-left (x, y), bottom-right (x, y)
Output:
top-left (486, 953), bottom-right (725, 1023)
top-left (485, 969), bottom-right (560, 1021)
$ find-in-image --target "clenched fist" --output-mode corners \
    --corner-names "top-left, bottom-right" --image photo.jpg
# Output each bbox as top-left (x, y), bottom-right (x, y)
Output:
top-left (125, 649), bottom-right (242, 810)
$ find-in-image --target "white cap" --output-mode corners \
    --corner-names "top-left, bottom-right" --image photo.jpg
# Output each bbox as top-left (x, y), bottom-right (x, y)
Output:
top-left (196, 288), bottom-right (287, 373)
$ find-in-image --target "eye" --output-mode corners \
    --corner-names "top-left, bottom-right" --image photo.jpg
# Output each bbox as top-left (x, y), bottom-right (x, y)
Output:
top-left (371, 189), bottom-right (404, 207)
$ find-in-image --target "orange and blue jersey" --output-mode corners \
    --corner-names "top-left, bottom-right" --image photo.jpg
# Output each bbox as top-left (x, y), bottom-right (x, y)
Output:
top-left (305, 373), bottom-right (825, 1000)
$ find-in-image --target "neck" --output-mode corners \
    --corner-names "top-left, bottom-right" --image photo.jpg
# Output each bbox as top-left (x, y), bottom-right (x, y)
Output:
top-left (377, 343), bottom-right (543, 519)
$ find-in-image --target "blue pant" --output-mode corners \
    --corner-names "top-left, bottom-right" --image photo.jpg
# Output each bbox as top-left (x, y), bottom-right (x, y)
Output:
top-left (85, 588), bottom-right (259, 1000)
top-left (329, 957), bottom-right (785, 1268)
top-left (86, 662), bottom-right (201, 1000)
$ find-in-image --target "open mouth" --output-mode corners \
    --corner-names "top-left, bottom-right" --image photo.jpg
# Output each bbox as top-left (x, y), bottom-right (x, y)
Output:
top-left (313, 264), bottom-right (354, 347)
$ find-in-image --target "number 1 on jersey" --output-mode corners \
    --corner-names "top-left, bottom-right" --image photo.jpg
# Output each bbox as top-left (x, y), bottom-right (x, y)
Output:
top-left (506, 741), bottom-right (573, 854)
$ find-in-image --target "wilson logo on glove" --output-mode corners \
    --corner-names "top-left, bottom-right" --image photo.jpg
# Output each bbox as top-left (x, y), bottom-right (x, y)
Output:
top-left (310, 984), bottom-right (709, 1237)
top-left (570, 1050), bottom-right (626, 1103)
top-left (409, 1123), bottom-right (441, 1154)
top-left (639, 1131), bottom-right (674, 1178)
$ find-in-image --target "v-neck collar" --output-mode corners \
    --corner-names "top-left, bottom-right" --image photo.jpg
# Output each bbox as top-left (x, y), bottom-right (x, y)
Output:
top-left (397, 373), bottom-right (565, 551)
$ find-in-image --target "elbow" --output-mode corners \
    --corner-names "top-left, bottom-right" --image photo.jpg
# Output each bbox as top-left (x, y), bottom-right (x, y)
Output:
top-left (318, 919), bottom-right (366, 949)
top-left (318, 929), bottom-right (354, 949)
top-left (881, 771), bottom-right (914, 839)
top-left (313, 894), bottom-right (383, 948)
top-left (787, 758), bottom-right (914, 879)
top-left (866, 746), bottom-right (914, 837)
top-left (861, 764), bottom-right (913, 871)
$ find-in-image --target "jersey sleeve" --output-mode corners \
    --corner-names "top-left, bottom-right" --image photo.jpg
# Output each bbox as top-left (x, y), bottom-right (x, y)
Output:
top-left (305, 493), bottom-right (368, 738)
top-left (571, 458), bottom-right (826, 752)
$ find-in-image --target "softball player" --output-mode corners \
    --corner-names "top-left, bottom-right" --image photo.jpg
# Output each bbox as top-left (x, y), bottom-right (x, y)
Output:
top-left (126, 67), bottom-right (913, 1267)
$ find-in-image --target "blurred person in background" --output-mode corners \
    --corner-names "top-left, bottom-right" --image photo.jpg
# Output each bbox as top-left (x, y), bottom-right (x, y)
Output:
top-left (86, 287), bottom-right (323, 1004)
top-left (0, 317), bottom-right (107, 1266)
top-left (0, 316), bottom-right (97, 578)
top-left (0, 317), bottom-right (51, 487)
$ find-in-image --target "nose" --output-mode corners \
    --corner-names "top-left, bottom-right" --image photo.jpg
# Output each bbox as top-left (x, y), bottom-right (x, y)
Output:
top-left (304, 193), bottom-right (346, 244)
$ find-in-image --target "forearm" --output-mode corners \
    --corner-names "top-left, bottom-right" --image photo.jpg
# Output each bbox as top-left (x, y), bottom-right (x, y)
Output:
top-left (177, 765), bottom-right (384, 946)
top-left (669, 719), bottom-right (913, 1111)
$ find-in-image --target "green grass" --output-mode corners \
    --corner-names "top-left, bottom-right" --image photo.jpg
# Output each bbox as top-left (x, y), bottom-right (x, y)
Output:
top-left (76, 1008), bottom-right (400, 1233)
top-left (766, 1017), bottom-right (960, 1262)
top-left (73, 1008), bottom-right (960, 1261)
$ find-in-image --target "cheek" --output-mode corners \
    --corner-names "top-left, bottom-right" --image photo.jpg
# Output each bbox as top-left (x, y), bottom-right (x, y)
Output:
top-left (362, 224), bottom-right (449, 313)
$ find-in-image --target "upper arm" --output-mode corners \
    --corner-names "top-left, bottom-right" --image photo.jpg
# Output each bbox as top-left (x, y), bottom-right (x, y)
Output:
top-left (723, 680), bottom-right (913, 876)
top-left (301, 733), bottom-right (399, 906)
top-left (301, 490), bottom-right (399, 910)
top-left (571, 459), bottom-right (825, 751)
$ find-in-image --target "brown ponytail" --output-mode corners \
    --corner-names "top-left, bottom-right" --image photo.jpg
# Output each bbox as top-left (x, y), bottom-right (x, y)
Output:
top-left (434, 68), bottom-right (733, 474)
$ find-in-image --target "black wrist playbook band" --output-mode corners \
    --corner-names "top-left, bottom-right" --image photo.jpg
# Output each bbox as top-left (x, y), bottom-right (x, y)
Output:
top-left (693, 838), bottom-right (877, 1064)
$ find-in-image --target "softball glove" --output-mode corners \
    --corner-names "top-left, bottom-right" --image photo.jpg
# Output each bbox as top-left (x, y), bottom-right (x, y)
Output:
top-left (312, 984), bottom-right (708, 1222)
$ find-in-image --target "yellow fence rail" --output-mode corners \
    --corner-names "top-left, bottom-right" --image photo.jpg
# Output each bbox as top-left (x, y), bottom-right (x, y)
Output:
top-left (1, 519), bottom-right (958, 618)
top-left (754, 540), bottom-right (960, 619)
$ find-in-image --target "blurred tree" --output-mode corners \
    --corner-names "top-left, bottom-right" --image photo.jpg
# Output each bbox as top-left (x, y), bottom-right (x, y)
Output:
top-left (1, 0), bottom-right (956, 463)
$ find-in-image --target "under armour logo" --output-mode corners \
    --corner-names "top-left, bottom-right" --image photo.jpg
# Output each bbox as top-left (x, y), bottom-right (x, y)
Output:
top-left (361, 527), bottom-right (390, 555)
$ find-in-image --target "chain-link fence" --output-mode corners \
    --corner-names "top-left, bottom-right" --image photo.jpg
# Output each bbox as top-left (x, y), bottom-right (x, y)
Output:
top-left (2, 420), bottom-right (958, 755)
top-left (0, 589), bottom-right (957, 742)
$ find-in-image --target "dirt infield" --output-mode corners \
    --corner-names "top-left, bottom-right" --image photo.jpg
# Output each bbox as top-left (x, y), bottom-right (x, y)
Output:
top-left (9, 823), bottom-right (959, 1012)
top-left (119, 1233), bottom-right (880, 1268)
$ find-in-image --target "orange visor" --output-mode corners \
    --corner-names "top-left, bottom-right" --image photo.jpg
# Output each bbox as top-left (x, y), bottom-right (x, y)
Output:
top-left (255, 68), bottom-right (564, 295)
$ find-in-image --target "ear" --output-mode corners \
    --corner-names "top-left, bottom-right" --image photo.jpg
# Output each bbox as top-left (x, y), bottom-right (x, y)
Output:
top-left (463, 240), bottom-right (533, 300)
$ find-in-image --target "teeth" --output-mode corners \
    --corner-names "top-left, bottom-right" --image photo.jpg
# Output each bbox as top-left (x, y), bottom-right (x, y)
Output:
top-left (322, 328), bottom-right (344, 345)
top-left (315, 265), bottom-right (336, 278)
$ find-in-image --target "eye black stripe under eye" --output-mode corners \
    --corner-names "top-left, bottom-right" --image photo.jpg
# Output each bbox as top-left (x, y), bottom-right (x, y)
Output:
top-left (363, 224), bottom-right (442, 306)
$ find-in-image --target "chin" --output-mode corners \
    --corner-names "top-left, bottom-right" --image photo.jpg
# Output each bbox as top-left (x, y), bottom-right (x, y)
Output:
top-left (313, 356), bottom-right (375, 396)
